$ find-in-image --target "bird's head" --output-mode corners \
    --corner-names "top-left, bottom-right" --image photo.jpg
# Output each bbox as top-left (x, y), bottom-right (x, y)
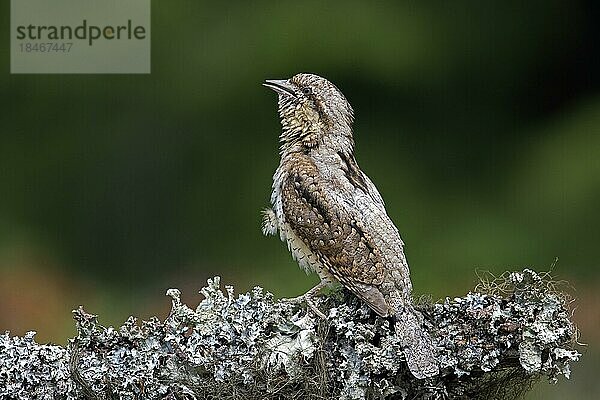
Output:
top-left (263, 73), bottom-right (354, 153)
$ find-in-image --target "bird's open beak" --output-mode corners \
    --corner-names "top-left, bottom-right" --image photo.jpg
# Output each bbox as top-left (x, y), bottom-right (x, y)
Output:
top-left (263, 79), bottom-right (297, 98)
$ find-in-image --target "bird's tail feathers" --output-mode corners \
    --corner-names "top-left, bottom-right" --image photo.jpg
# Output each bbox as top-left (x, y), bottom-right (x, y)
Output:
top-left (394, 309), bottom-right (439, 379)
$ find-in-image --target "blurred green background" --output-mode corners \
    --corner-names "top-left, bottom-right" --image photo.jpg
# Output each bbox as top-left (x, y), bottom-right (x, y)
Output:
top-left (1, 1), bottom-right (598, 398)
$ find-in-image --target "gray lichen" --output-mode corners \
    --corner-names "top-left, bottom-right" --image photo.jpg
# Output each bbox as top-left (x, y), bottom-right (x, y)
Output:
top-left (0, 270), bottom-right (580, 399)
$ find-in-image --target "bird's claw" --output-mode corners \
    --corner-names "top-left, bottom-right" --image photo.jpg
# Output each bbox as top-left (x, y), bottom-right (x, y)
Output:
top-left (283, 295), bottom-right (328, 320)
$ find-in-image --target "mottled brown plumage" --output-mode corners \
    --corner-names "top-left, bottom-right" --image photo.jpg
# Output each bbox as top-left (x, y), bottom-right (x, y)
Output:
top-left (262, 73), bottom-right (439, 379)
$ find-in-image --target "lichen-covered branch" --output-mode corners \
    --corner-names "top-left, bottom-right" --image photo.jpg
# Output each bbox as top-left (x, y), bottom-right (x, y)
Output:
top-left (0, 269), bottom-right (580, 400)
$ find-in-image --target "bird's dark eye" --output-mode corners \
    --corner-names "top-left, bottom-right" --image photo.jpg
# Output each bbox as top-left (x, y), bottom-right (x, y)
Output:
top-left (302, 87), bottom-right (312, 96)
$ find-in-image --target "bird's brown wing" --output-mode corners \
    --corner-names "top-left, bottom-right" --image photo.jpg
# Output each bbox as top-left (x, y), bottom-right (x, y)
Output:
top-left (281, 157), bottom-right (394, 316)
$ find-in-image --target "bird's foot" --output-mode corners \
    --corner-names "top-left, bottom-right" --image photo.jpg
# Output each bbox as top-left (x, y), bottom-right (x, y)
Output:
top-left (284, 295), bottom-right (327, 319)
top-left (282, 282), bottom-right (329, 319)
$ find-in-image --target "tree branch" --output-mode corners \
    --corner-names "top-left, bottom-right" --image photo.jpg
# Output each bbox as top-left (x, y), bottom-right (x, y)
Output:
top-left (0, 269), bottom-right (580, 399)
